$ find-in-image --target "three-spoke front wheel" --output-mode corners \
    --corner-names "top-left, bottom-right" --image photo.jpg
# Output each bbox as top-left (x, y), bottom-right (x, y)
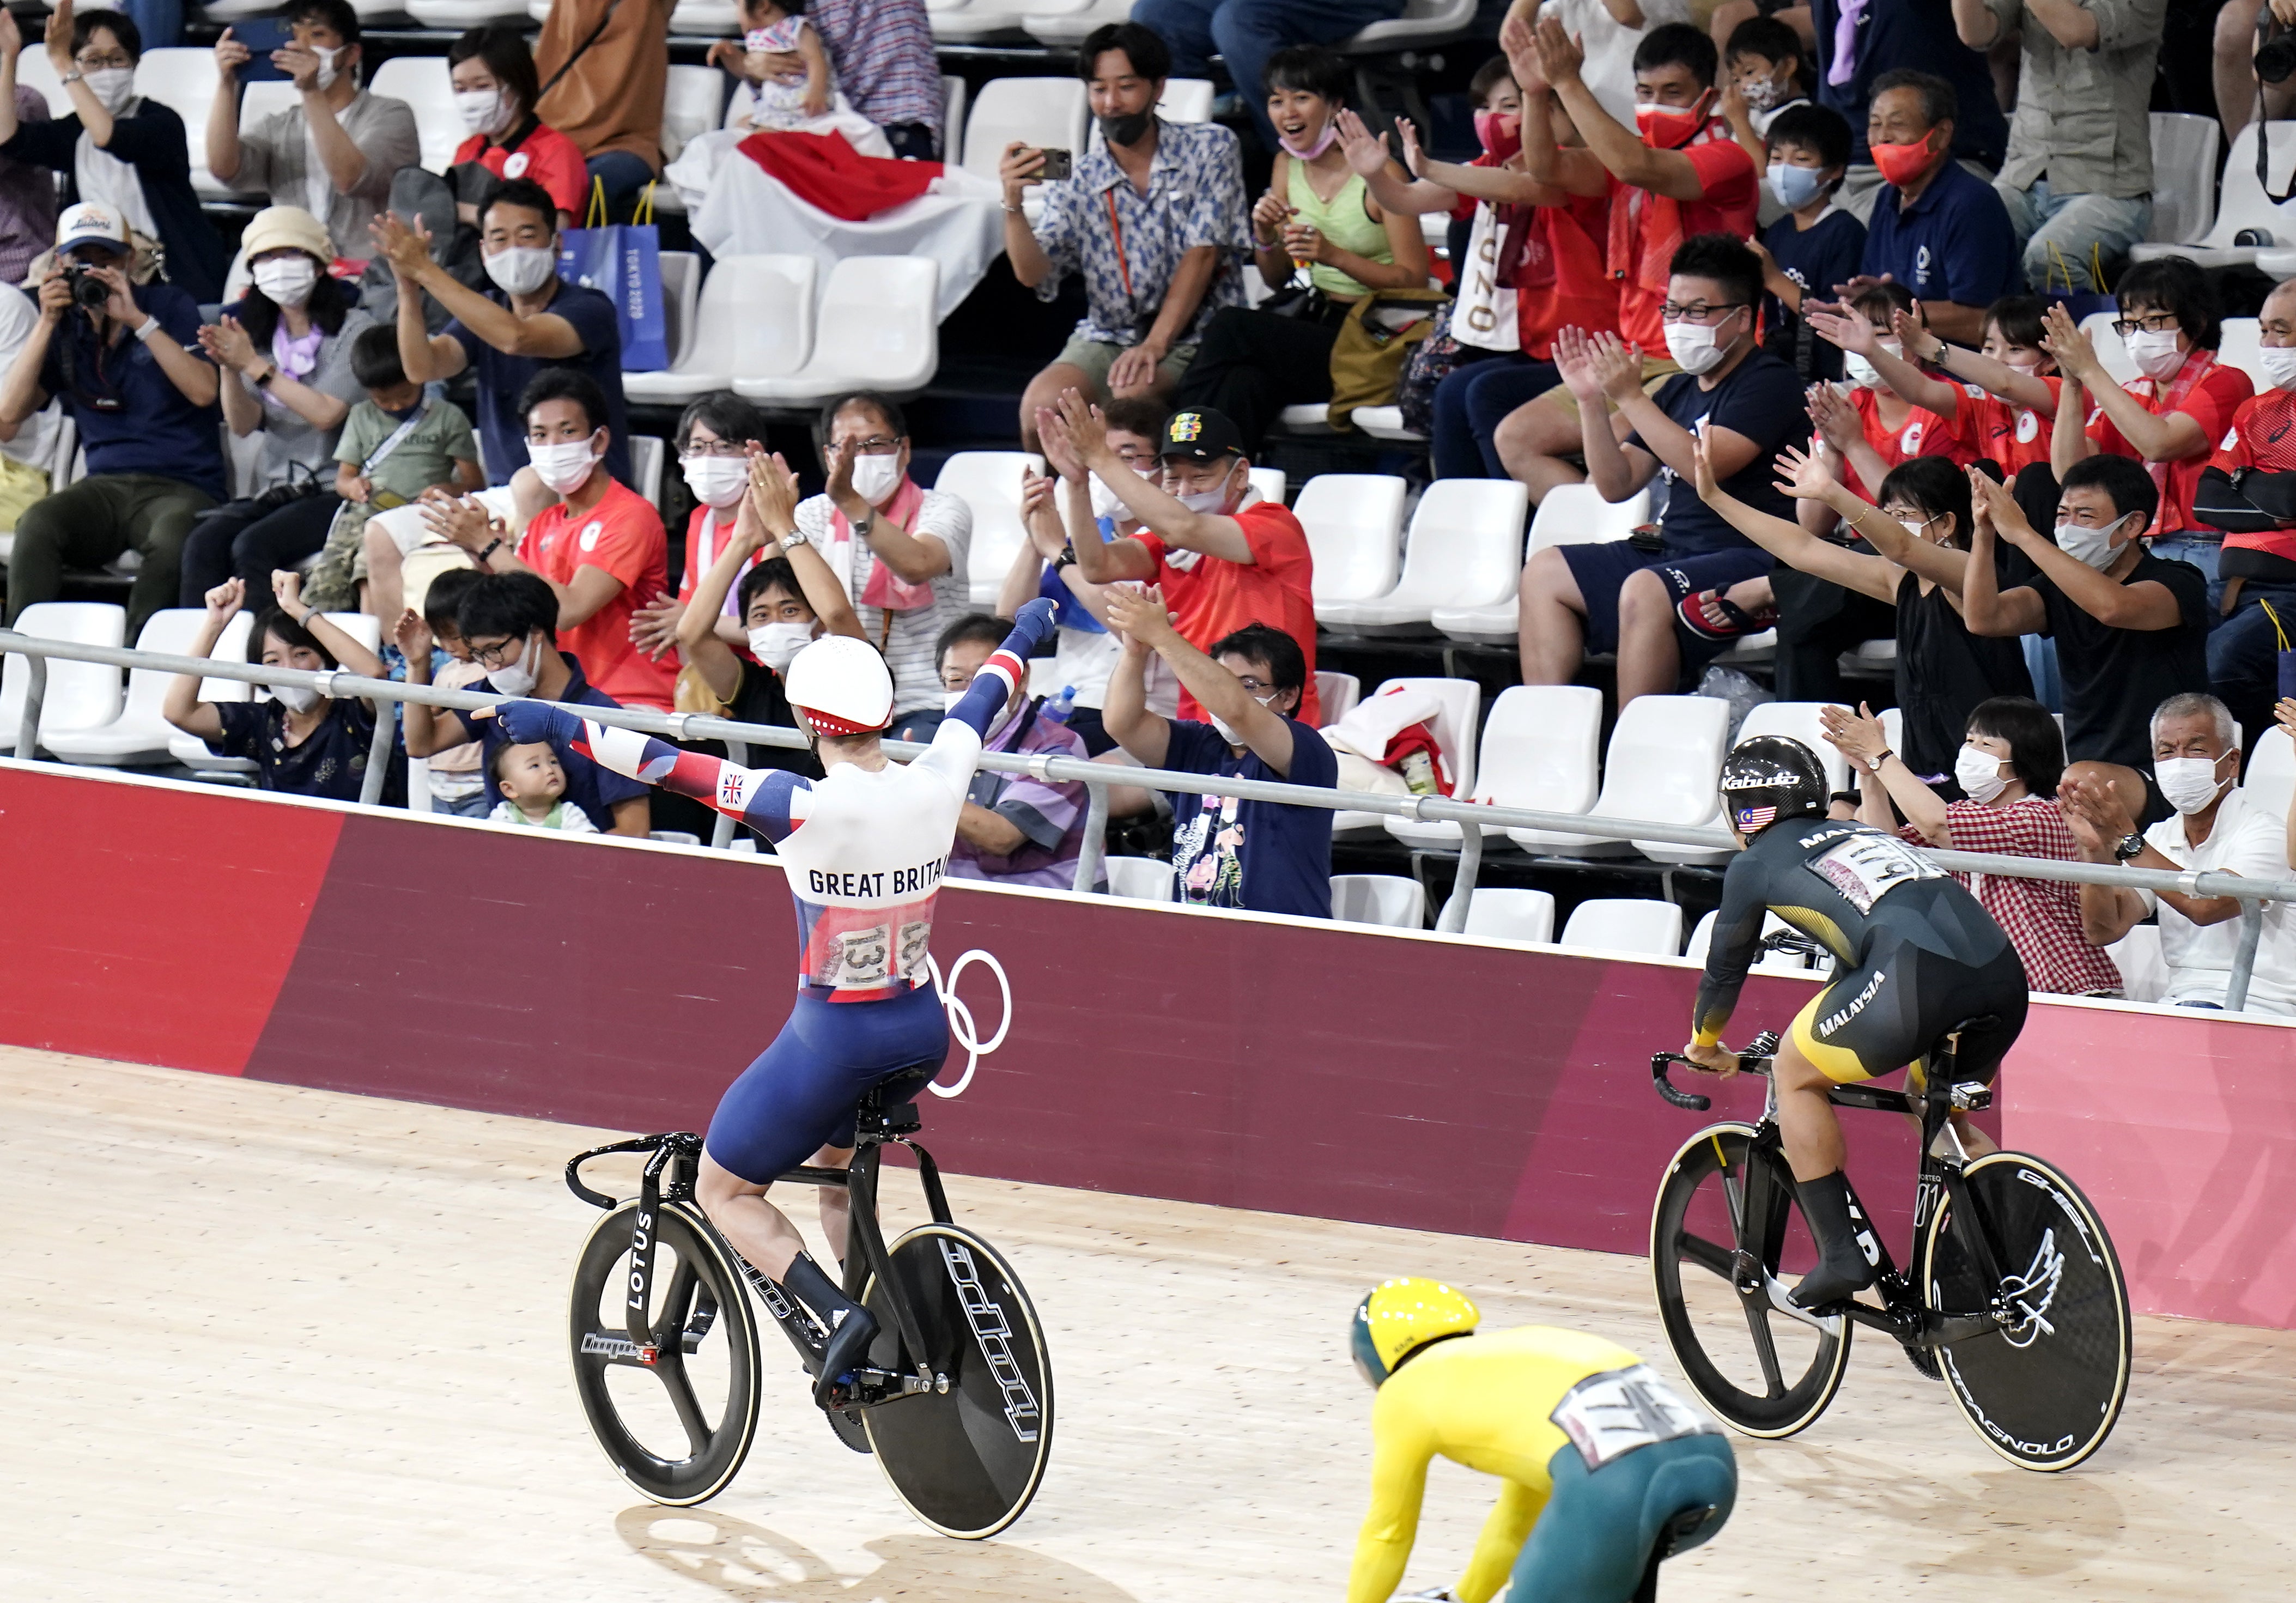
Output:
top-left (568, 1199), bottom-right (763, 1505)
top-left (1650, 1122), bottom-right (1851, 1438)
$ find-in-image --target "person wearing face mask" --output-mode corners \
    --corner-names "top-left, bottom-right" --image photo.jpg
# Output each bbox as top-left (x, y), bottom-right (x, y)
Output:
top-left (1048, 395), bottom-right (1321, 728)
top-left (2196, 279), bottom-right (2296, 750)
top-left (1824, 694), bottom-right (2123, 996)
top-left (0, 203), bottom-right (222, 639)
top-left (402, 570), bottom-right (651, 835)
top-left (1861, 293), bottom-right (2064, 527)
top-left (1806, 0), bottom-right (2006, 226)
top-left (1486, 19), bottom-right (1763, 503)
top-left (1521, 236), bottom-right (1808, 707)
top-left (445, 26), bottom-right (584, 230)
top-left (1717, 15), bottom-right (1811, 190)
top-left (932, 612), bottom-right (1097, 890)
top-left (162, 569), bottom-right (393, 803)
top-left (374, 179), bottom-right (632, 491)
top-left (430, 368), bottom-right (673, 712)
top-left (1837, 72), bottom-right (2018, 348)
top-left (2062, 692), bottom-right (2296, 1016)
top-left (0, 2), bottom-right (226, 303)
top-left (1103, 596), bottom-right (1339, 919)
top-left (1001, 22), bottom-right (1250, 453)
top-left (1170, 46), bottom-right (1430, 454)
top-left (635, 392), bottom-right (773, 667)
top-left (2047, 259), bottom-right (2254, 615)
top-left (1749, 102), bottom-right (1862, 385)
top-left (206, 1), bottom-right (418, 263)
top-left (178, 207), bottom-right (378, 607)
top-left (1802, 281), bottom-right (1969, 508)
top-left (1959, 455), bottom-right (2210, 784)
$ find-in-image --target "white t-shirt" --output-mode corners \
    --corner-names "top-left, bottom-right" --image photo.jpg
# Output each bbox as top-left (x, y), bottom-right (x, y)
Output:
top-left (2137, 786), bottom-right (2296, 1015)
top-left (796, 488), bottom-right (972, 720)
top-left (1540, 0), bottom-right (1694, 128)
top-left (0, 287), bottom-right (60, 472)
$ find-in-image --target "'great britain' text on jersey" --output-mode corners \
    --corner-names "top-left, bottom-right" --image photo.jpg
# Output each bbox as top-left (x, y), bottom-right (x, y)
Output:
top-left (809, 859), bottom-right (947, 900)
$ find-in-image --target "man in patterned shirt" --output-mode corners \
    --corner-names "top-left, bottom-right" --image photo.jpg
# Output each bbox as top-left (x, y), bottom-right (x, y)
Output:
top-left (1001, 21), bottom-right (1250, 452)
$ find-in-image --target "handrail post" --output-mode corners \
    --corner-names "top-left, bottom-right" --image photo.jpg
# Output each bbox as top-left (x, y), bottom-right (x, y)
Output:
top-left (1436, 820), bottom-right (1484, 934)
top-left (713, 740), bottom-right (749, 849)
top-left (1073, 775), bottom-right (1110, 894)
top-left (2227, 898), bottom-right (2266, 1012)
top-left (15, 653), bottom-right (42, 759)
top-left (357, 688), bottom-right (395, 807)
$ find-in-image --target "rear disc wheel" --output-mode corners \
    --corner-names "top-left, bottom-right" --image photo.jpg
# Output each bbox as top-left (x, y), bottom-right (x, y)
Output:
top-left (1651, 1122), bottom-right (1851, 1438)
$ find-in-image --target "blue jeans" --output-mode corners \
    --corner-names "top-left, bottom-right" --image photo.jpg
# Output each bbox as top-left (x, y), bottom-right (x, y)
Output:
top-left (1431, 353), bottom-right (1557, 479)
top-left (2148, 533), bottom-right (2225, 619)
top-left (1995, 179), bottom-right (2152, 294)
top-left (1130, 0), bottom-right (1405, 150)
top-left (584, 150), bottom-right (658, 221)
top-left (2209, 581), bottom-right (2296, 744)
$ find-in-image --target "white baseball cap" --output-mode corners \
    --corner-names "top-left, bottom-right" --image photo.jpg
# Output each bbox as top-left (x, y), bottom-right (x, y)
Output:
top-left (56, 202), bottom-right (127, 256)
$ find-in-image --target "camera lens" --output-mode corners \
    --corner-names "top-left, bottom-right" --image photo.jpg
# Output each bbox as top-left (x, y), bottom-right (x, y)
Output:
top-left (2258, 34), bottom-right (2296, 85)
top-left (71, 271), bottom-right (107, 309)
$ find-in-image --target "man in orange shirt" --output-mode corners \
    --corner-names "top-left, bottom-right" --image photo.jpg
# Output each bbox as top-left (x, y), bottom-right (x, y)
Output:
top-left (430, 368), bottom-right (677, 711)
top-left (1044, 393), bottom-right (1321, 728)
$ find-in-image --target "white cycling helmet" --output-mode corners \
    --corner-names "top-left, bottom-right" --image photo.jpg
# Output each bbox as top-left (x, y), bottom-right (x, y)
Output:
top-left (783, 634), bottom-right (894, 737)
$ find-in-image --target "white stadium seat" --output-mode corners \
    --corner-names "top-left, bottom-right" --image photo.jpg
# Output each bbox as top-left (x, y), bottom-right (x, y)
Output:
top-left (1736, 701), bottom-right (1851, 792)
top-left (963, 77), bottom-right (1089, 183)
top-left (659, 63), bottom-right (727, 168)
top-left (369, 56), bottom-right (462, 179)
top-left (1248, 466), bottom-right (1286, 504)
top-left (1389, 681), bottom-right (1584, 851)
top-left (46, 610), bottom-right (210, 767)
top-left (1024, 0), bottom-right (1129, 49)
top-left (1352, 405), bottom-right (1426, 442)
top-left (1462, 887), bottom-right (1556, 944)
top-left (736, 256), bottom-right (938, 404)
top-left (1336, 676), bottom-right (1477, 837)
top-left (1432, 483), bottom-right (1647, 645)
top-left (2080, 311), bottom-right (2136, 387)
top-left (625, 254), bottom-right (815, 404)
top-left (168, 611), bottom-right (259, 773)
top-left (1315, 671), bottom-right (1360, 723)
top-left (1559, 897), bottom-right (1684, 958)
top-left (2246, 726), bottom-right (2296, 821)
top-left (936, 451), bottom-right (1047, 607)
top-left (1295, 473), bottom-right (1406, 616)
top-left (1105, 855), bottom-right (1175, 902)
top-left (2146, 113), bottom-right (2220, 248)
top-left (137, 49), bottom-right (244, 199)
top-left (658, 250), bottom-right (701, 370)
top-left (1570, 694), bottom-right (1732, 864)
top-left (631, 435), bottom-right (666, 511)
top-left (932, 0), bottom-right (1037, 43)
top-left (2219, 318), bottom-right (2269, 393)
top-left (240, 78), bottom-right (300, 132)
top-left (0, 602), bottom-right (124, 754)
top-left (404, 0), bottom-right (537, 25)
top-left (2106, 923), bottom-right (2167, 1004)
top-left (2134, 123), bottom-right (2296, 269)
top-left (670, 0), bottom-right (743, 33)
top-left (1320, 479), bottom-right (1527, 634)
top-left (1331, 873), bottom-right (1427, 930)
top-left (1157, 78), bottom-right (1216, 123)
top-left (15, 47), bottom-right (64, 116)
top-left (1682, 909), bottom-right (1820, 974)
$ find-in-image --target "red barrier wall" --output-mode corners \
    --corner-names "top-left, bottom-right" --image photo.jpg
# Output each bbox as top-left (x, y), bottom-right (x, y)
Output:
top-left (4, 762), bottom-right (2291, 1329)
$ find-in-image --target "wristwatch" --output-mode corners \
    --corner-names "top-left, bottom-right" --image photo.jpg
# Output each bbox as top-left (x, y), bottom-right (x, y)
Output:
top-left (1052, 548), bottom-right (1077, 570)
top-left (476, 537), bottom-right (503, 566)
top-left (58, 69), bottom-right (82, 86)
top-left (251, 363), bottom-right (278, 389)
top-left (2111, 831), bottom-right (2146, 863)
top-left (850, 512), bottom-right (873, 538)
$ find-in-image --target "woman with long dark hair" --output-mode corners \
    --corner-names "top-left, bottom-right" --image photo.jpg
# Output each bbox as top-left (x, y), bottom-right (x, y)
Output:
top-left (180, 205), bottom-right (374, 603)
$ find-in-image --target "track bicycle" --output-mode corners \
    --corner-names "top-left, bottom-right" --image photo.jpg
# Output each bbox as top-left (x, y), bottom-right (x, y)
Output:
top-left (1646, 1010), bottom-right (2131, 1472)
top-left (561, 1072), bottom-right (1054, 1536)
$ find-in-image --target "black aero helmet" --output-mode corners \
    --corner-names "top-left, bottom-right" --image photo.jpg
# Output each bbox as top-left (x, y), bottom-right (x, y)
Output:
top-left (1719, 735), bottom-right (1828, 836)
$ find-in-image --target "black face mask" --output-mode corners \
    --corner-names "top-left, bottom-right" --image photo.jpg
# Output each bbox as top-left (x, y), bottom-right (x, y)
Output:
top-left (1097, 107), bottom-right (1153, 148)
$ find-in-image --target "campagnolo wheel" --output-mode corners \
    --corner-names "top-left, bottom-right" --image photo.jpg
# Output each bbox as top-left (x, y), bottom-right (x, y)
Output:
top-left (1651, 1122), bottom-right (1852, 1438)
top-left (1920, 1150), bottom-right (2131, 1472)
top-left (860, 1222), bottom-right (1053, 1539)
top-left (568, 1199), bottom-right (762, 1505)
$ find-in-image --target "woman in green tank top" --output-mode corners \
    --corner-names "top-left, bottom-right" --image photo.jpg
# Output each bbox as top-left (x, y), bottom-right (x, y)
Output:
top-left (1170, 45), bottom-right (1430, 454)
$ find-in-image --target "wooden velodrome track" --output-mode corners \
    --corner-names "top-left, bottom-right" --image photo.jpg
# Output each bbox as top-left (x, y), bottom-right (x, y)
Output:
top-left (6, 1045), bottom-right (2293, 1601)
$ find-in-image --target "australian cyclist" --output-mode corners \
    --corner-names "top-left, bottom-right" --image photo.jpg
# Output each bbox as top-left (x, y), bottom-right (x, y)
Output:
top-left (1345, 1279), bottom-right (1736, 1603)
top-left (1683, 736), bottom-right (2028, 1308)
top-left (496, 594), bottom-right (1060, 1404)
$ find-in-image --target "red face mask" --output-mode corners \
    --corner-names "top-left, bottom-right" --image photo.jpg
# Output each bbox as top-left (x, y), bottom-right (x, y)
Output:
top-left (1473, 109), bottom-right (1522, 161)
top-left (1870, 130), bottom-right (1939, 189)
top-left (1633, 92), bottom-right (1710, 149)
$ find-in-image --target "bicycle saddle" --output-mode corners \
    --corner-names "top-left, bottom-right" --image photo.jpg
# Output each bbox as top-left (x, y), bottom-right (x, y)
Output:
top-left (854, 1066), bottom-right (938, 1138)
top-left (1932, 1016), bottom-right (2001, 1054)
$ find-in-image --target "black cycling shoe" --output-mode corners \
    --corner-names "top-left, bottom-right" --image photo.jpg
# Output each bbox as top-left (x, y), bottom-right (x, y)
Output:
top-left (1788, 1249), bottom-right (1879, 1310)
top-left (811, 1303), bottom-right (879, 1411)
top-left (1790, 1170), bottom-right (1881, 1309)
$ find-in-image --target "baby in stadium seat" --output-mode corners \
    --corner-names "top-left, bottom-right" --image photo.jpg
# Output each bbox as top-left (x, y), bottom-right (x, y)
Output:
top-left (487, 741), bottom-right (599, 834)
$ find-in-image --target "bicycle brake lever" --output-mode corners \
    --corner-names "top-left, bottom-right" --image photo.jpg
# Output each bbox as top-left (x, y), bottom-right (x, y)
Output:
top-left (1649, 1051), bottom-right (1712, 1112)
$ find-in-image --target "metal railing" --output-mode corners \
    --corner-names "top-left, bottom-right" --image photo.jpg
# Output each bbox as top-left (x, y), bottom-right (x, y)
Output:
top-left (8, 628), bottom-right (2292, 1010)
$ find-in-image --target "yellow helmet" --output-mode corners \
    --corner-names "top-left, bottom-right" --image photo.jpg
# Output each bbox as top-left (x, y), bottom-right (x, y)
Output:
top-left (1350, 1278), bottom-right (1480, 1387)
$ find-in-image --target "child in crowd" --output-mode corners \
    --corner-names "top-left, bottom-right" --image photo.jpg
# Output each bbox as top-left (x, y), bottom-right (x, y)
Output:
top-left (162, 572), bottom-right (391, 804)
top-left (393, 566), bottom-right (492, 817)
top-left (1804, 281), bottom-right (1967, 510)
top-left (703, 0), bottom-right (888, 151)
top-left (1718, 15), bottom-right (1811, 183)
top-left (487, 740), bottom-right (598, 833)
top-left (1750, 102), bottom-right (1862, 384)
top-left (299, 326), bottom-right (483, 620)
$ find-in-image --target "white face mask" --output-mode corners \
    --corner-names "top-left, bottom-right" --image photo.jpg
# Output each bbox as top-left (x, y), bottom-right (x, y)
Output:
top-left (528, 436), bottom-right (599, 495)
top-left (682, 452), bottom-right (748, 508)
top-left (748, 620), bottom-right (812, 672)
top-left (84, 68), bottom-right (135, 115)
top-left (273, 682), bottom-right (321, 714)
top-left (252, 256), bottom-right (318, 309)
top-left (1208, 691), bottom-right (1277, 746)
top-left (1842, 338), bottom-right (1902, 394)
top-left (849, 451), bottom-right (903, 506)
top-left (2123, 327), bottom-right (2184, 381)
top-left (455, 87), bottom-right (514, 136)
top-left (1954, 744), bottom-right (2011, 804)
top-left (2262, 344), bottom-right (2296, 393)
top-left (1662, 311), bottom-right (1740, 377)
top-left (1089, 473), bottom-right (1128, 521)
top-left (310, 44), bottom-right (344, 90)
top-left (483, 243), bottom-right (558, 297)
top-left (486, 635), bottom-right (542, 697)
top-left (2054, 514), bottom-right (2131, 570)
top-left (2156, 754), bottom-right (2231, 815)
top-left (1174, 466), bottom-right (1242, 515)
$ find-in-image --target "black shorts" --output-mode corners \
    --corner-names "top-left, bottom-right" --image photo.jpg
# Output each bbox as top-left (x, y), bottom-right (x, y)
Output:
top-left (1789, 937), bottom-right (2028, 1086)
top-left (1558, 539), bottom-right (1776, 673)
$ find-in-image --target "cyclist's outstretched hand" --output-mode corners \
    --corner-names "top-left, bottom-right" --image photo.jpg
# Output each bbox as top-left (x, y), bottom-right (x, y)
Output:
top-left (1683, 1038), bottom-right (1739, 1078)
top-left (491, 698), bottom-right (578, 746)
top-left (1012, 596), bottom-right (1059, 651)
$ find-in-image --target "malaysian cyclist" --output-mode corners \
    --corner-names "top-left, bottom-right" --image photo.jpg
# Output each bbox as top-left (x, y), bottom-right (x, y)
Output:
top-left (494, 452), bottom-right (1059, 1406)
top-left (1682, 736), bottom-right (2028, 1308)
top-left (1344, 1278), bottom-right (1735, 1603)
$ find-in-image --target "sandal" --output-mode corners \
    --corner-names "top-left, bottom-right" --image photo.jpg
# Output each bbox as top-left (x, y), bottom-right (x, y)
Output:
top-left (1677, 587), bottom-right (1778, 643)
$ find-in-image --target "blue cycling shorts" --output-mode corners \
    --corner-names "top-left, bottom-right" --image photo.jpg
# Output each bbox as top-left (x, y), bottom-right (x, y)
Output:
top-left (703, 986), bottom-right (949, 1183)
top-left (1515, 1434), bottom-right (1738, 1603)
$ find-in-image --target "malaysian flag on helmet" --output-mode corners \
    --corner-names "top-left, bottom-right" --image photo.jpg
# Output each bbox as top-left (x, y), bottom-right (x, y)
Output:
top-left (1735, 805), bottom-right (1778, 832)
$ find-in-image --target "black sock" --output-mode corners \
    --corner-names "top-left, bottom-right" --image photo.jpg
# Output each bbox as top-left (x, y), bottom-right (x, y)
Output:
top-left (778, 1250), bottom-right (860, 1328)
top-left (1796, 1170), bottom-right (1879, 1282)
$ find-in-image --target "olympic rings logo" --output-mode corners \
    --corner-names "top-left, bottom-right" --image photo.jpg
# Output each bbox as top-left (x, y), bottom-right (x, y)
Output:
top-left (924, 948), bottom-right (1010, 1099)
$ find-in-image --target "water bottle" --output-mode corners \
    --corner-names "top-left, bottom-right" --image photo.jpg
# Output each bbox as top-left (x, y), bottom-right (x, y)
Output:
top-left (1042, 684), bottom-right (1078, 725)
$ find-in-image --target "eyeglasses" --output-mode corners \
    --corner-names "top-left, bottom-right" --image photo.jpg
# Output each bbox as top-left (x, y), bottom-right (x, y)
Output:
top-left (839, 435), bottom-right (903, 454)
top-left (1660, 301), bottom-right (1746, 324)
top-left (74, 50), bottom-right (133, 70)
top-left (1234, 677), bottom-right (1283, 696)
top-left (468, 637), bottom-right (526, 669)
top-left (683, 438), bottom-right (749, 459)
top-left (2111, 311), bottom-right (2179, 337)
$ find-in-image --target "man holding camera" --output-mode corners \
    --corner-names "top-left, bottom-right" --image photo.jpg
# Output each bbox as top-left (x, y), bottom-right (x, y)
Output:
top-left (2216, 0), bottom-right (2296, 143)
top-left (0, 202), bottom-right (222, 636)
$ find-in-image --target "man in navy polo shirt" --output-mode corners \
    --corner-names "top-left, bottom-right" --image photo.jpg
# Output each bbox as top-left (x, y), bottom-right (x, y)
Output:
top-left (401, 569), bottom-right (651, 835)
top-left (1809, 0), bottom-right (2006, 222)
top-left (0, 202), bottom-right (224, 637)
top-left (1848, 71), bottom-right (2020, 347)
